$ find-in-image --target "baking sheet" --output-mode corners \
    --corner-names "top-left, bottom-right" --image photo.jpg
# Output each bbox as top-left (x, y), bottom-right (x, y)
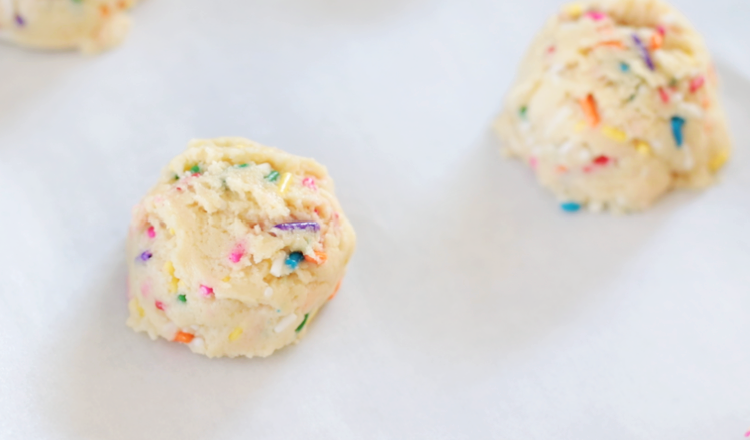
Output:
top-left (1, 0), bottom-right (749, 438)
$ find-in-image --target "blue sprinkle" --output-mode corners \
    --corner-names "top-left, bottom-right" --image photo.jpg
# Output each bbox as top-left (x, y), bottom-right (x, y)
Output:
top-left (619, 62), bottom-right (630, 72)
top-left (561, 202), bottom-right (582, 212)
top-left (284, 252), bottom-right (304, 270)
top-left (671, 116), bottom-right (685, 147)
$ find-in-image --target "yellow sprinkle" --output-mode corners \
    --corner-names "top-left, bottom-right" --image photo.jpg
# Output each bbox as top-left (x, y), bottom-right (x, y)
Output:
top-left (634, 140), bottom-right (652, 156)
top-left (574, 120), bottom-right (587, 133)
top-left (709, 149), bottom-right (730, 172)
top-left (228, 327), bottom-right (243, 342)
top-left (222, 276), bottom-right (231, 282)
top-left (131, 299), bottom-right (145, 317)
top-left (602, 126), bottom-right (628, 143)
top-left (169, 228), bottom-right (175, 235)
top-left (563, 2), bottom-right (583, 18)
top-left (278, 172), bottom-right (293, 194)
top-left (164, 261), bottom-right (179, 293)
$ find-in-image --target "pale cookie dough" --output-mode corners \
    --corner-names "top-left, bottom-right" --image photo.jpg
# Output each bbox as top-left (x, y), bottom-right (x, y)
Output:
top-left (126, 138), bottom-right (356, 358)
top-left (494, 0), bottom-right (731, 213)
top-left (0, 0), bottom-right (138, 53)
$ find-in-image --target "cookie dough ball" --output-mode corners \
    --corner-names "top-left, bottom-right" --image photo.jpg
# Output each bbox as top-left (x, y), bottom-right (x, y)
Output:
top-left (126, 138), bottom-right (356, 358)
top-left (0, 0), bottom-right (138, 53)
top-left (494, 0), bottom-right (731, 213)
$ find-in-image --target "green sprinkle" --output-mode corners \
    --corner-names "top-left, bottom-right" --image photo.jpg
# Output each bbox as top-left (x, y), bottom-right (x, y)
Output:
top-left (177, 294), bottom-right (187, 303)
top-left (519, 106), bottom-right (528, 119)
top-left (265, 170), bottom-right (280, 182)
top-left (173, 174), bottom-right (179, 181)
top-left (295, 313), bottom-right (309, 332)
top-left (669, 78), bottom-right (678, 88)
top-left (237, 163), bottom-right (249, 168)
top-left (190, 165), bottom-right (200, 174)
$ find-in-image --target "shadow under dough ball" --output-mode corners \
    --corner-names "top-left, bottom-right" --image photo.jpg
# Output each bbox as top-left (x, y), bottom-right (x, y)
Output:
top-left (126, 138), bottom-right (356, 358)
top-left (494, 0), bottom-right (732, 213)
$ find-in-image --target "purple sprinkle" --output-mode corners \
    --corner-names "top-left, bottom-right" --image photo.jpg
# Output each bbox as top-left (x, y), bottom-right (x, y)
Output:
top-left (273, 222), bottom-right (320, 232)
top-left (139, 251), bottom-right (153, 261)
top-left (632, 34), bottom-right (654, 71)
top-left (15, 14), bottom-right (25, 26)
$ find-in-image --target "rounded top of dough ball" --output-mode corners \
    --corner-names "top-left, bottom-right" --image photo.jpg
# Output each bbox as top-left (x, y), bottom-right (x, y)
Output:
top-left (495, 0), bottom-right (731, 212)
top-left (126, 138), bottom-right (356, 358)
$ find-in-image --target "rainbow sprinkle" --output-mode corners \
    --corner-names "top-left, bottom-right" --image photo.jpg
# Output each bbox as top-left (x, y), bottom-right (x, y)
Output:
top-left (174, 331), bottom-right (194, 344)
top-left (602, 126), bottom-right (627, 142)
top-left (147, 226), bottom-right (156, 239)
top-left (228, 243), bottom-right (245, 263)
top-left (632, 34), bottom-right (655, 70)
top-left (285, 252), bottom-right (304, 270)
top-left (274, 313), bottom-right (298, 333)
top-left (302, 177), bottom-right (317, 190)
top-left (279, 172), bottom-right (293, 193)
top-left (177, 294), bottom-right (187, 303)
top-left (579, 94), bottom-right (600, 127)
top-left (690, 76), bottom-right (705, 93)
top-left (274, 222), bottom-right (320, 232)
top-left (14, 14), bottom-right (24, 26)
top-left (585, 11), bottom-right (606, 21)
top-left (155, 300), bottom-right (165, 311)
top-left (265, 170), bottom-right (280, 182)
top-left (634, 140), bottom-right (652, 156)
top-left (199, 285), bottom-right (214, 297)
top-left (228, 327), bottom-right (243, 342)
top-left (139, 251), bottom-right (153, 261)
top-left (295, 313), bottom-right (310, 332)
top-left (561, 202), bottom-right (582, 212)
top-left (671, 116), bottom-right (686, 147)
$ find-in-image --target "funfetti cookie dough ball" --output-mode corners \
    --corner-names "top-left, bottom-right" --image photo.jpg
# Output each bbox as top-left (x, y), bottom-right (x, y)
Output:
top-left (494, 0), bottom-right (731, 213)
top-left (126, 138), bottom-right (356, 358)
top-left (0, 0), bottom-right (139, 53)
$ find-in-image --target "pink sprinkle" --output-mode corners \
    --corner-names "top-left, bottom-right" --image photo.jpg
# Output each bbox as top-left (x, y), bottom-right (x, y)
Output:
top-left (656, 25), bottom-right (666, 36)
top-left (529, 157), bottom-right (539, 169)
top-left (147, 226), bottom-right (155, 239)
top-left (155, 300), bottom-right (164, 311)
top-left (141, 282), bottom-right (151, 298)
top-left (586, 11), bottom-right (606, 21)
top-left (658, 87), bottom-right (670, 104)
top-left (690, 76), bottom-right (705, 93)
top-left (745, 431), bottom-right (750, 438)
top-left (302, 177), bottom-right (317, 190)
top-left (228, 243), bottom-right (245, 263)
top-left (547, 45), bottom-right (556, 54)
top-left (199, 285), bottom-right (214, 297)
top-left (583, 165), bottom-right (594, 173)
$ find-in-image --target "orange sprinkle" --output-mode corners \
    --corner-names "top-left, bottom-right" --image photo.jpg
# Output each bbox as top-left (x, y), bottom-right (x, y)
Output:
top-left (99, 4), bottom-right (111, 17)
top-left (556, 165), bottom-right (568, 173)
top-left (594, 40), bottom-right (625, 49)
top-left (650, 32), bottom-right (663, 50)
top-left (304, 250), bottom-right (328, 264)
top-left (174, 331), bottom-right (194, 344)
top-left (579, 94), bottom-right (600, 127)
top-left (328, 279), bottom-right (342, 301)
